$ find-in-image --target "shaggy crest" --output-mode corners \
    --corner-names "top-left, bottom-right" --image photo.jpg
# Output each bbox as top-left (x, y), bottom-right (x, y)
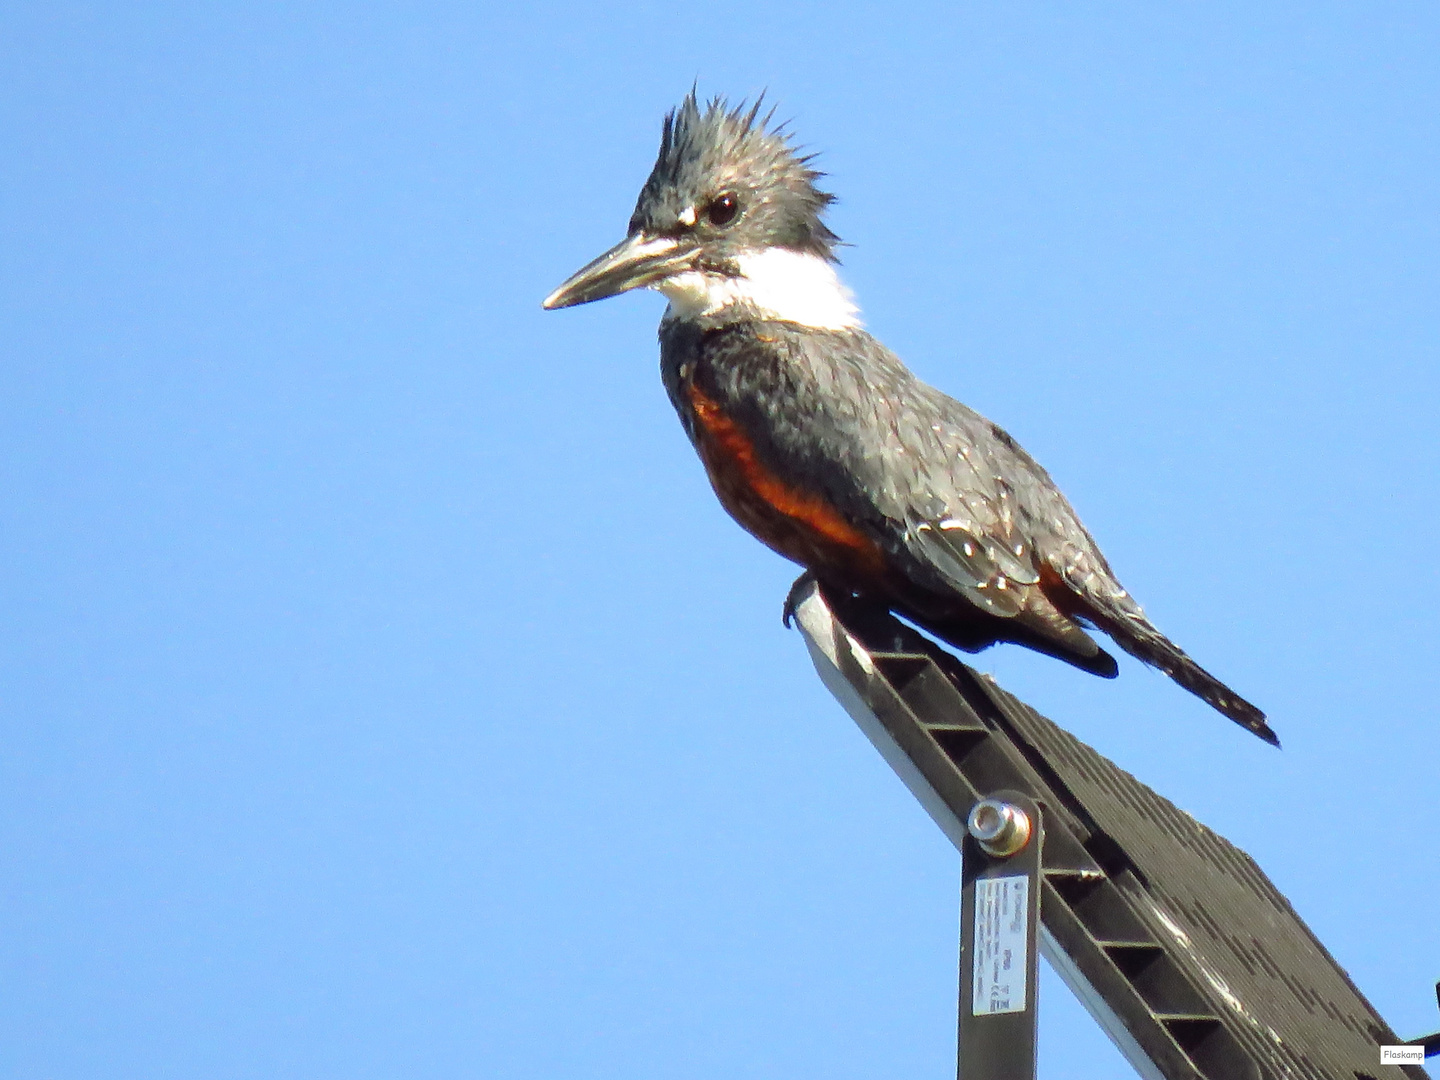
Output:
top-left (629, 91), bottom-right (842, 260)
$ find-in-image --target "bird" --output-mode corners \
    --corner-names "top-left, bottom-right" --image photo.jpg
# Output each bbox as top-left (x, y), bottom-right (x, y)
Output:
top-left (543, 92), bottom-right (1276, 746)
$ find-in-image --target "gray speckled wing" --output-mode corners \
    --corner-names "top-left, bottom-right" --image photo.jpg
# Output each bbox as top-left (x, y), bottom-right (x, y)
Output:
top-left (810, 331), bottom-right (1271, 740)
top-left (779, 330), bottom-right (1115, 615)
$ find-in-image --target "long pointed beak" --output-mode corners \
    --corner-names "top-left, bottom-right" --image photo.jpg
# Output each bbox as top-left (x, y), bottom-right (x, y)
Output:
top-left (542, 232), bottom-right (699, 310)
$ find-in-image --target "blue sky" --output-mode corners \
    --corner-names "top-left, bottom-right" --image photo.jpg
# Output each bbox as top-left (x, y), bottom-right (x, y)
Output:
top-left (2, 4), bottom-right (1437, 1077)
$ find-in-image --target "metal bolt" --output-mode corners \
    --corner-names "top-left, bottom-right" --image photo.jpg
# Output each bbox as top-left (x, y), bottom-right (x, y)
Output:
top-left (967, 798), bottom-right (1032, 857)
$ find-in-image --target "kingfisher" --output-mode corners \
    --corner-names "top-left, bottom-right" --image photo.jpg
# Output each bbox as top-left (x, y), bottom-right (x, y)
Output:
top-left (543, 93), bottom-right (1275, 745)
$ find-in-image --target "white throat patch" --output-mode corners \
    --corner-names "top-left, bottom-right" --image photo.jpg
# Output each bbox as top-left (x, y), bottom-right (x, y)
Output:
top-left (656, 248), bottom-right (862, 331)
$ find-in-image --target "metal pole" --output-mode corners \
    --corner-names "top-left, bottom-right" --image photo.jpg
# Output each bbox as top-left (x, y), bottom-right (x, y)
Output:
top-left (959, 791), bottom-right (1043, 1080)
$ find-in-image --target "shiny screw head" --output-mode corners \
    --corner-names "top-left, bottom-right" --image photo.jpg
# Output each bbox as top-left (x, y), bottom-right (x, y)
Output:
top-left (967, 799), bottom-right (1032, 857)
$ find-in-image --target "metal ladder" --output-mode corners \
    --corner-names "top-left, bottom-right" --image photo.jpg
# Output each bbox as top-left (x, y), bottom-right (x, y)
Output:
top-left (792, 578), bottom-right (1434, 1080)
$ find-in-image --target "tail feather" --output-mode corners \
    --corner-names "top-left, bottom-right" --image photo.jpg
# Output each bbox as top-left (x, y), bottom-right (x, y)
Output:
top-left (1099, 612), bottom-right (1278, 746)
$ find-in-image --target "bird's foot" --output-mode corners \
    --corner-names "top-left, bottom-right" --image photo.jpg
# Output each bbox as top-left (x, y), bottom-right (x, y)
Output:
top-left (782, 571), bottom-right (818, 629)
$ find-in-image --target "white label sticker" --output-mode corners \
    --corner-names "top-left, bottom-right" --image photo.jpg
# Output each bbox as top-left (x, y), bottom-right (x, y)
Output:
top-left (1381, 1046), bottom-right (1425, 1065)
top-left (972, 875), bottom-right (1029, 1015)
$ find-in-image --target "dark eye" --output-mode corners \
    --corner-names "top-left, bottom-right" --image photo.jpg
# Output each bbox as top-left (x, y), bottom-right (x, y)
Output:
top-left (706, 192), bottom-right (739, 227)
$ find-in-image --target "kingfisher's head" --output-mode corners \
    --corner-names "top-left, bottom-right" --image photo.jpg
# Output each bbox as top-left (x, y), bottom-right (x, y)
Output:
top-left (543, 93), bottom-right (860, 330)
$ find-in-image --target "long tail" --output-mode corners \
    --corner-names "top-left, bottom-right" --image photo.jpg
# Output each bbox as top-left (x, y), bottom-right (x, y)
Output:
top-left (1096, 611), bottom-right (1278, 746)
